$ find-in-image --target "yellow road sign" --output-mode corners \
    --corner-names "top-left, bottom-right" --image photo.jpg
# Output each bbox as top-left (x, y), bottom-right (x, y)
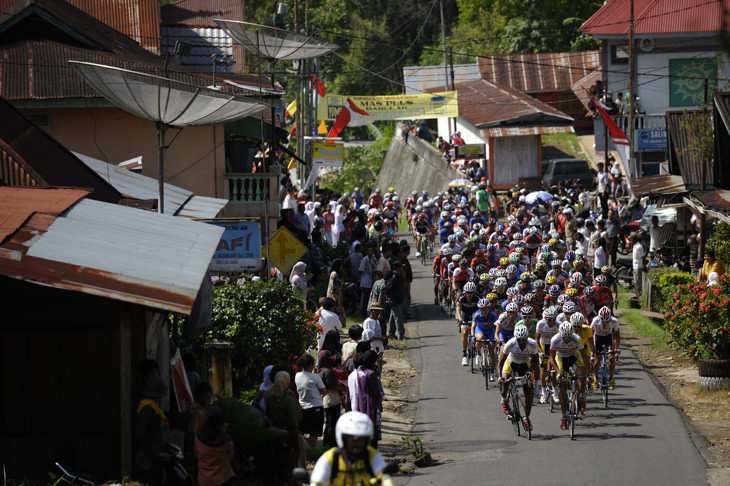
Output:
top-left (262, 226), bottom-right (308, 274)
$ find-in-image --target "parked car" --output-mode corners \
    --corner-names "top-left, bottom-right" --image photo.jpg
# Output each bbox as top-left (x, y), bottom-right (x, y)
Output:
top-left (542, 158), bottom-right (595, 189)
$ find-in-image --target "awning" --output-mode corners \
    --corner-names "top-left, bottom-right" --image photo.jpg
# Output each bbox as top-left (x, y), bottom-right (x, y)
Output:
top-left (480, 125), bottom-right (574, 137)
top-left (629, 174), bottom-right (685, 198)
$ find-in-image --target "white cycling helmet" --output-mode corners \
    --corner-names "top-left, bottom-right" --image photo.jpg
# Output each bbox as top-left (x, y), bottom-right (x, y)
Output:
top-left (570, 272), bottom-right (583, 284)
top-left (570, 312), bottom-right (585, 326)
top-left (464, 282), bottom-right (477, 293)
top-left (335, 411), bottom-right (374, 448)
top-left (562, 301), bottom-right (577, 314)
top-left (506, 302), bottom-right (519, 313)
top-left (452, 254), bottom-right (462, 262)
top-left (559, 322), bottom-right (574, 338)
top-left (543, 306), bottom-right (559, 320)
top-left (514, 324), bottom-right (529, 339)
top-left (495, 277), bottom-right (508, 287)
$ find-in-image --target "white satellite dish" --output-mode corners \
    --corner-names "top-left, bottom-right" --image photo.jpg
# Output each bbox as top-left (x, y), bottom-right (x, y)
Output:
top-left (69, 61), bottom-right (268, 212)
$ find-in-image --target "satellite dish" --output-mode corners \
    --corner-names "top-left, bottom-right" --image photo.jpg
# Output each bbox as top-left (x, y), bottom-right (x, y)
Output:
top-left (214, 20), bottom-right (339, 61)
top-left (639, 38), bottom-right (655, 53)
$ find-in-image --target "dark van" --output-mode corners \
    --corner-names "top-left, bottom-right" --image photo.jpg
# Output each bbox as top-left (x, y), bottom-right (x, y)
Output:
top-left (542, 158), bottom-right (594, 189)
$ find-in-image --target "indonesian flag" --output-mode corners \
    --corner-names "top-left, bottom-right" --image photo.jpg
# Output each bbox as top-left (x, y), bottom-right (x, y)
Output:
top-left (583, 87), bottom-right (631, 189)
top-left (285, 99), bottom-right (297, 118)
top-left (288, 123), bottom-right (297, 141)
top-left (170, 348), bottom-right (194, 412)
top-left (326, 99), bottom-right (371, 138)
top-left (311, 75), bottom-right (325, 97)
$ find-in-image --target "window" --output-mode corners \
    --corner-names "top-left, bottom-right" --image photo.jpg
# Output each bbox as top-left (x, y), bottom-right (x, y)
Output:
top-left (611, 44), bottom-right (629, 65)
top-left (565, 161), bottom-right (588, 175)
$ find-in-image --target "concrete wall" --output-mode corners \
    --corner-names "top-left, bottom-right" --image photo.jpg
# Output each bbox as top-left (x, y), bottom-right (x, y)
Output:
top-left (375, 135), bottom-right (456, 199)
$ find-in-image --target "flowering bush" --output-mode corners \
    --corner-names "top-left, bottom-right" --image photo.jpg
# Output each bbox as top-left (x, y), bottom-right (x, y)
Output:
top-left (661, 274), bottom-right (730, 361)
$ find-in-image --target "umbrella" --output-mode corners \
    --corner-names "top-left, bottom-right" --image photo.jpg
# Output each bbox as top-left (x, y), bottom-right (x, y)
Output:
top-left (525, 190), bottom-right (553, 205)
top-left (448, 178), bottom-right (475, 187)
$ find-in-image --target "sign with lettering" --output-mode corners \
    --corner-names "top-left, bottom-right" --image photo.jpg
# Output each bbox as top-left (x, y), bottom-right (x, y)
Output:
top-left (455, 143), bottom-right (486, 159)
top-left (262, 226), bottom-right (308, 274)
top-left (317, 92), bottom-right (459, 121)
top-left (636, 129), bottom-right (667, 151)
top-left (205, 220), bottom-right (262, 271)
top-left (313, 141), bottom-right (344, 167)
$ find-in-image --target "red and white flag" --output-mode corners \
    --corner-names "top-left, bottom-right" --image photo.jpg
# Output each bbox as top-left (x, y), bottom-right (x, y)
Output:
top-left (311, 75), bottom-right (325, 97)
top-left (326, 99), bottom-right (371, 138)
top-left (583, 87), bottom-right (631, 189)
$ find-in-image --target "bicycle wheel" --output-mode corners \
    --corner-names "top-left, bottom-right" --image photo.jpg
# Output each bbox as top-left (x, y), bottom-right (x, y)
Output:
top-left (569, 384), bottom-right (577, 440)
top-left (513, 384), bottom-right (530, 440)
top-left (470, 344), bottom-right (476, 374)
top-left (548, 383), bottom-right (555, 413)
top-left (484, 361), bottom-right (490, 391)
top-left (510, 386), bottom-right (522, 437)
top-left (601, 363), bottom-right (609, 408)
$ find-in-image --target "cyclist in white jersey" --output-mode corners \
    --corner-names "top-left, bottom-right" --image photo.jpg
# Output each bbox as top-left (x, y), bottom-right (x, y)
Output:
top-left (590, 306), bottom-right (621, 390)
top-left (497, 324), bottom-right (538, 427)
top-left (550, 322), bottom-right (588, 430)
top-left (535, 305), bottom-right (561, 404)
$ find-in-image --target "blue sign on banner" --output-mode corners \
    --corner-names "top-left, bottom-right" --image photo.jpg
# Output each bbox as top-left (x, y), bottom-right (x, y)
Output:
top-left (205, 220), bottom-right (262, 271)
top-left (637, 129), bottom-right (667, 151)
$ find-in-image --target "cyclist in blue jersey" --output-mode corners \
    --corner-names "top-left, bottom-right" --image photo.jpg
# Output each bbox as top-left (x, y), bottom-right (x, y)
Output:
top-left (471, 298), bottom-right (499, 381)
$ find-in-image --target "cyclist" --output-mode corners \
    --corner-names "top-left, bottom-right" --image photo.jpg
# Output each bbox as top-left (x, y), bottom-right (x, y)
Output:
top-left (535, 305), bottom-right (561, 404)
top-left (495, 302), bottom-right (521, 343)
top-left (471, 297), bottom-right (499, 380)
top-left (470, 249), bottom-right (489, 271)
top-left (593, 274), bottom-right (614, 310)
top-left (457, 282), bottom-right (480, 365)
top-left (550, 322), bottom-right (589, 430)
top-left (497, 324), bottom-right (539, 430)
top-left (414, 213), bottom-right (430, 258)
top-left (590, 306), bottom-right (621, 390)
top-left (583, 286), bottom-right (597, 320)
top-left (431, 250), bottom-right (443, 305)
top-left (368, 188), bottom-right (383, 209)
top-left (309, 411), bottom-right (394, 486)
top-left (569, 312), bottom-right (594, 412)
top-left (452, 258), bottom-right (474, 302)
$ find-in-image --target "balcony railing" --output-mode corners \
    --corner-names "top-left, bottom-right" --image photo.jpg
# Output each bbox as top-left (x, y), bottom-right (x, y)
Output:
top-left (611, 114), bottom-right (666, 131)
top-left (225, 174), bottom-right (274, 204)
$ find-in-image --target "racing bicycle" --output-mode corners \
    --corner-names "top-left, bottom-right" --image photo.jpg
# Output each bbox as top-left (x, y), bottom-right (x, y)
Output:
top-left (501, 372), bottom-right (533, 439)
top-left (596, 348), bottom-right (617, 407)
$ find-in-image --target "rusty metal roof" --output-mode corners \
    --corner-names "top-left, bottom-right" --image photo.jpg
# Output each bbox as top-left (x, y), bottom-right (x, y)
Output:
top-left (74, 152), bottom-right (228, 219)
top-left (0, 97), bottom-right (124, 203)
top-left (684, 190), bottom-right (730, 224)
top-left (431, 79), bottom-right (573, 132)
top-left (580, 0), bottom-right (730, 36)
top-left (480, 126), bottom-right (574, 137)
top-left (571, 69), bottom-right (604, 111)
top-left (0, 0), bottom-right (161, 53)
top-left (162, 0), bottom-right (245, 27)
top-left (477, 51), bottom-right (600, 93)
top-left (666, 110), bottom-right (715, 187)
top-left (629, 173), bottom-right (686, 198)
top-left (0, 188), bottom-right (224, 314)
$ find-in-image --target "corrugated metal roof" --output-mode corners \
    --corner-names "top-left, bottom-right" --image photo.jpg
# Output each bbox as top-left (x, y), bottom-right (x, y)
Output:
top-left (430, 79), bottom-right (573, 130)
top-left (0, 189), bottom-right (224, 314)
top-left (629, 174), bottom-right (686, 197)
top-left (0, 0), bottom-right (162, 53)
top-left (0, 187), bottom-right (88, 243)
top-left (666, 110), bottom-right (715, 186)
top-left (580, 0), bottom-right (730, 36)
top-left (480, 126), bottom-right (574, 137)
top-left (0, 97), bottom-right (123, 203)
top-left (402, 63), bottom-right (481, 95)
top-left (74, 152), bottom-right (227, 219)
top-left (161, 0), bottom-right (245, 27)
top-left (571, 69), bottom-right (604, 111)
top-left (477, 51), bottom-right (600, 93)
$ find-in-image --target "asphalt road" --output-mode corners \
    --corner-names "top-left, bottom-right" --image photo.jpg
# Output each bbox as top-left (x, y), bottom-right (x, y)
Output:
top-left (393, 237), bottom-right (711, 485)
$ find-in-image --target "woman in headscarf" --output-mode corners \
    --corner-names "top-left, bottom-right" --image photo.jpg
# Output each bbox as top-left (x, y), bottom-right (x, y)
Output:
top-left (195, 406), bottom-right (235, 486)
top-left (265, 371), bottom-right (306, 469)
top-left (318, 350), bottom-right (345, 448)
top-left (327, 259), bottom-right (346, 325)
top-left (333, 204), bottom-right (346, 243)
top-left (356, 350), bottom-right (383, 448)
top-left (305, 201), bottom-right (316, 234)
top-left (289, 261), bottom-right (311, 309)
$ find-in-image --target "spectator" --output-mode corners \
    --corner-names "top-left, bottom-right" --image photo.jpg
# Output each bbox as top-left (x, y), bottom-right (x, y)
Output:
top-left (295, 355), bottom-right (325, 448)
top-left (631, 233), bottom-right (646, 300)
top-left (265, 371), bottom-right (305, 470)
top-left (318, 350), bottom-right (345, 449)
top-left (195, 406), bottom-right (235, 486)
top-left (698, 248), bottom-right (725, 284)
top-left (316, 298), bottom-right (342, 351)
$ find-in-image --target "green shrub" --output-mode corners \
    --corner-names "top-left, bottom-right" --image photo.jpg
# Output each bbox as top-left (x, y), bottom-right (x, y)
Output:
top-left (652, 270), bottom-right (695, 309)
top-left (708, 221), bottom-right (730, 267)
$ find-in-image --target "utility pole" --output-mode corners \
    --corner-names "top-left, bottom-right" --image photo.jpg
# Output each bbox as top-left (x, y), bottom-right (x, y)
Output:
top-left (449, 46), bottom-right (456, 136)
top-left (698, 78), bottom-right (709, 258)
top-left (628, 0), bottom-right (635, 178)
top-left (440, 0), bottom-right (450, 135)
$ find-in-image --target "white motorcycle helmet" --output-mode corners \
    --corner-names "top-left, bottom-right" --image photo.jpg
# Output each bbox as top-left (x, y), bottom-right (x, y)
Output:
top-left (336, 411), bottom-right (374, 449)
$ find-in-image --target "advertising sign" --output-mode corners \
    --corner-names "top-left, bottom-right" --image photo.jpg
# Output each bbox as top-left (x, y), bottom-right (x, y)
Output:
top-left (317, 92), bottom-right (459, 121)
top-left (205, 220), bottom-right (261, 271)
top-left (454, 143), bottom-right (486, 160)
top-left (636, 129), bottom-right (667, 151)
top-left (313, 141), bottom-right (344, 167)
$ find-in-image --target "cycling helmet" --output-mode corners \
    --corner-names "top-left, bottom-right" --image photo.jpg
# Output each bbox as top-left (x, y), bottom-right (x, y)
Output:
top-left (573, 259), bottom-right (585, 270)
top-left (486, 292), bottom-right (498, 302)
top-left (548, 284), bottom-right (561, 296)
top-left (583, 286), bottom-right (595, 297)
top-left (393, 195), bottom-right (400, 202)
top-left (566, 288), bottom-right (579, 298)
top-left (535, 261), bottom-right (547, 273)
top-left (561, 261), bottom-right (571, 271)
top-left (480, 273), bottom-right (491, 283)
top-left (506, 302), bottom-right (519, 313)
top-left (595, 275), bottom-right (607, 285)
top-left (514, 324), bottom-right (529, 340)
top-left (551, 259), bottom-right (562, 268)
top-left (459, 258), bottom-right (469, 267)
top-left (509, 253), bottom-right (520, 265)
top-left (520, 305), bottom-right (534, 316)
top-left (499, 257), bottom-right (509, 267)
top-left (374, 221), bottom-right (384, 231)
top-left (520, 272), bottom-right (531, 282)
top-left (454, 228), bottom-right (465, 237)
top-left (533, 280), bottom-right (546, 290)
top-left (512, 294), bottom-right (524, 305)
top-left (497, 234), bottom-right (507, 243)
top-left (506, 264), bottom-right (518, 275)
top-left (570, 272), bottom-right (583, 284)
top-left (545, 275), bottom-right (557, 285)
top-left (488, 268), bottom-right (499, 278)
top-left (601, 265), bottom-right (612, 275)
top-left (539, 253), bottom-right (551, 263)
top-left (336, 411), bottom-right (374, 449)
top-left (475, 249), bottom-right (485, 257)
top-left (599, 306), bottom-right (612, 321)
top-left (512, 233), bottom-right (523, 241)
top-left (386, 201), bottom-right (394, 208)
top-left (541, 244), bottom-right (552, 253)
top-left (524, 292), bottom-right (536, 303)
top-left (548, 238), bottom-right (559, 246)
top-left (457, 215), bottom-right (467, 225)
top-left (388, 187), bottom-right (395, 194)
top-left (530, 226), bottom-right (539, 235)
top-left (486, 244), bottom-right (496, 253)
top-left (444, 221), bottom-right (453, 228)
top-left (495, 277), bottom-right (508, 287)
top-left (559, 322), bottom-right (574, 338)
top-left (562, 301), bottom-right (577, 314)
top-left (442, 247), bottom-right (453, 256)
top-left (375, 188), bottom-right (381, 194)
top-left (422, 190), bottom-right (428, 196)
top-left (417, 213), bottom-right (426, 220)
top-left (452, 254), bottom-right (462, 262)
top-left (469, 275), bottom-right (480, 284)
top-left (557, 294), bottom-right (570, 304)
top-left (478, 298), bottom-right (489, 308)
top-left (464, 281), bottom-right (477, 293)
top-left (570, 312), bottom-right (586, 326)
top-left (448, 234), bottom-right (457, 242)
top-left (514, 245), bottom-right (525, 253)
top-left (475, 263), bottom-right (487, 274)
top-left (472, 223), bottom-right (482, 232)
top-left (383, 218), bottom-right (391, 225)
top-left (489, 218), bottom-right (497, 225)
top-left (506, 287), bottom-right (519, 297)
top-left (565, 250), bottom-right (575, 262)
top-left (544, 306), bottom-right (559, 320)
top-left (415, 205), bottom-right (423, 212)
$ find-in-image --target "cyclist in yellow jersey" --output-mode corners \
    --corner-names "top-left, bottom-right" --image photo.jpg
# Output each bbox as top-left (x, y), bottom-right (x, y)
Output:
top-left (550, 321), bottom-right (589, 430)
top-left (569, 312), bottom-right (594, 413)
top-left (310, 411), bottom-right (394, 486)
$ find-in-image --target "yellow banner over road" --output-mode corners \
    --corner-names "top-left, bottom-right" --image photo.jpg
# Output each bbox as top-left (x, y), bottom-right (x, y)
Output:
top-left (317, 92), bottom-right (458, 121)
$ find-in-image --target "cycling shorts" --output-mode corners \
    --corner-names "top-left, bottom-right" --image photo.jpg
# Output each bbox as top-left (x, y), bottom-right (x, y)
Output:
top-left (474, 325), bottom-right (495, 339)
top-left (503, 359), bottom-right (530, 376)
top-left (557, 354), bottom-right (584, 375)
top-left (499, 328), bottom-right (514, 342)
top-left (594, 335), bottom-right (613, 353)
